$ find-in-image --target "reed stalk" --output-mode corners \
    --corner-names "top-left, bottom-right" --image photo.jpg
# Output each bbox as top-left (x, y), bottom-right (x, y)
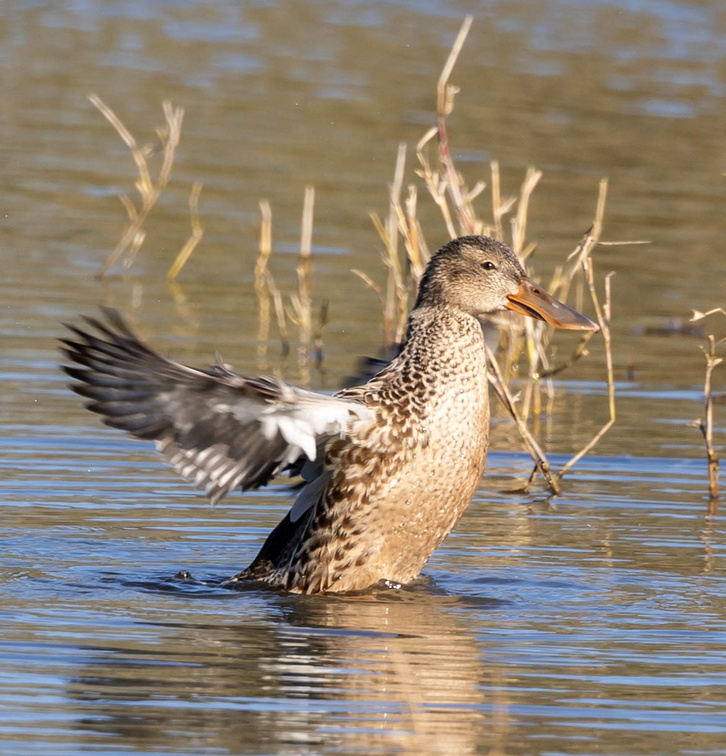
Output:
top-left (252, 188), bottom-right (325, 371)
top-left (290, 185), bottom-right (316, 372)
top-left (167, 182), bottom-right (204, 282)
top-left (254, 200), bottom-right (289, 359)
top-left (89, 95), bottom-right (184, 278)
top-left (367, 143), bottom-right (411, 344)
top-left (357, 17), bottom-right (626, 491)
top-left (690, 309), bottom-right (725, 504)
top-left (255, 200), bottom-right (273, 367)
top-left (485, 345), bottom-right (561, 494)
top-left (698, 336), bottom-right (721, 502)
top-left (88, 16), bottom-right (633, 492)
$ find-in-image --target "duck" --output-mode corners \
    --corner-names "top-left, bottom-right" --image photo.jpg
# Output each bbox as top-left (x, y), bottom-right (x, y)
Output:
top-left (61, 235), bottom-right (598, 594)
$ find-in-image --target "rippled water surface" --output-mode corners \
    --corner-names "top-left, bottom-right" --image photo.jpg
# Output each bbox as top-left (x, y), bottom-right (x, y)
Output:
top-left (2, 1), bottom-right (726, 754)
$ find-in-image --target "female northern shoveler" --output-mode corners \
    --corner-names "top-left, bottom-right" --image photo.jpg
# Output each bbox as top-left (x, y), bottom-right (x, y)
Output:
top-left (61, 235), bottom-right (598, 594)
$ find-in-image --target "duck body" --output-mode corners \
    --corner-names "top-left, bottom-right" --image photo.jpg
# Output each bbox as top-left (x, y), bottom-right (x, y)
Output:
top-left (62, 236), bottom-right (598, 594)
top-left (237, 305), bottom-right (489, 592)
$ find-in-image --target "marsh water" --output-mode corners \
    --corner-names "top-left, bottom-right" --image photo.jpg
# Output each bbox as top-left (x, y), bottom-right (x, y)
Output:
top-left (2, 2), bottom-right (726, 754)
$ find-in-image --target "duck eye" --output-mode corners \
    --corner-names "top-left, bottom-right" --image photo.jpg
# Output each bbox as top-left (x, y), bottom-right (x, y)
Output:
top-left (481, 261), bottom-right (496, 271)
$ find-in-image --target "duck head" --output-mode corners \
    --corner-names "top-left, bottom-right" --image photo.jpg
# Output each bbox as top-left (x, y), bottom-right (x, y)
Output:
top-left (414, 235), bottom-right (599, 331)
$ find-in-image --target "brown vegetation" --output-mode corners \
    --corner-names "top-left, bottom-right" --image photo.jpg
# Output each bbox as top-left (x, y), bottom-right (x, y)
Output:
top-left (87, 16), bottom-right (629, 494)
top-left (690, 308), bottom-right (725, 508)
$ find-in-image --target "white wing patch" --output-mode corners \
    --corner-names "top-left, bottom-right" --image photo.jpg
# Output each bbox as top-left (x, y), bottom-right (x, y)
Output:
top-left (241, 391), bottom-right (372, 463)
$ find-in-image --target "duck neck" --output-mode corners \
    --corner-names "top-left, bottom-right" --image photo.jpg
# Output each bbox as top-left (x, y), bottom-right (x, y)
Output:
top-left (392, 305), bottom-right (489, 400)
top-left (404, 305), bottom-right (486, 361)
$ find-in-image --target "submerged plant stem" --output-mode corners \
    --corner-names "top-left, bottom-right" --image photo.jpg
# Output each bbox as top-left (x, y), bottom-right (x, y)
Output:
top-left (698, 335), bottom-right (722, 501)
top-left (486, 345), bottom-right (561, 495)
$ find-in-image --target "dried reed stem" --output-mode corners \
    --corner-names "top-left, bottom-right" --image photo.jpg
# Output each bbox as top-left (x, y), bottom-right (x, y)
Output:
top-left (417, 127), bottom-right (457, 239)
top-left (511, 167), bottom-right (542, 260)
top-left (370, 143), bottom-right (411, 344)
top-left (291, 185), bottom-right (315, 365)
top-left (698, 336), bottom-right (722, 501)
top-left (271, 284), bottom-right (290, 358)
top-left (692, 308), bottom-right (726, 320)
top-left (519, 319), bottom-right (549, 421)
top-left (492, 176), bottom-right (618, 490)
top-left (254, 188), bottom-right (324, 371)
top-left (167, 182), bottom-right (204, 282)
top-left (556, 266), bottom-right (615, 481)
top-left (313, 301), bottom-right (329, 371)
top-left (254, 199), bottom-right (290, 358)
top-left (89, 95), bottom-right (184, 278)
top-left (436, 15), bottom-right (476, 235)
top-left (491, 161), bottom-right (503, 241)
top-left (534, 181), bottom-right (607, 377)
top-left (561, 177), bottom-right (609, 301)
top-left (539, 335), bottom-right (593, 378)
top-left (351, 268), bottom-right (384, 303)
top-left (485, 345), bottom-right (561, 495)
top-left (255, 200), bottom-right (273, 364)
top-left (357, 21), bottom-right (619, 492)
top-left (689, 309), bottom-right (724, 504)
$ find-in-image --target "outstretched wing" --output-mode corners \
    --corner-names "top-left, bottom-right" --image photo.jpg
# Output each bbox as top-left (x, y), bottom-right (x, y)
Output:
top-left (60, 308), bottom-right (372, 505)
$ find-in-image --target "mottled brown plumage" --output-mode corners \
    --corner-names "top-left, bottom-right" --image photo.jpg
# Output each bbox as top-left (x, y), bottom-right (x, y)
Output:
top-left (61, 236), bottom-right (597, 594)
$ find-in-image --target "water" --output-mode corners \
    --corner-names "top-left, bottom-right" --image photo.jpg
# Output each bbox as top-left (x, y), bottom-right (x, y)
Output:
top-left (2, 1), bottom-right (726, 754)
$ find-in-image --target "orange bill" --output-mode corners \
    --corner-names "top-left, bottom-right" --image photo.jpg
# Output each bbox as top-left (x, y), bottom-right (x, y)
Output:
top-left (506, 276), bottom-right (599, 332)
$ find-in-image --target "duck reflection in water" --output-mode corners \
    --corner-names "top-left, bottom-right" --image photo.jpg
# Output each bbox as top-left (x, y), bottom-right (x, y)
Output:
top-left (67, 586), bottom-right (505, 755)
top-left (61, 235), bottom-right (598, 593)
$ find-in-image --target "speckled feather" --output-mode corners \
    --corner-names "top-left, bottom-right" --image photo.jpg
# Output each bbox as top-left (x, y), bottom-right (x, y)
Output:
top-left (236, 307), bottom-right (489, 593)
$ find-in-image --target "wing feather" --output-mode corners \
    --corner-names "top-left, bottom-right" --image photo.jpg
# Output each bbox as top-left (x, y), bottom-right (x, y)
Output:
top-left (61, 308), bottom-right (372, 504)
